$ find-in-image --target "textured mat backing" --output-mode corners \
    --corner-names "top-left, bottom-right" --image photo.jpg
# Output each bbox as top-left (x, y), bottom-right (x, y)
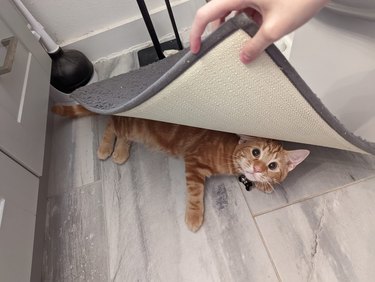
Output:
top-left (71, 14), bottom-right (375, 155)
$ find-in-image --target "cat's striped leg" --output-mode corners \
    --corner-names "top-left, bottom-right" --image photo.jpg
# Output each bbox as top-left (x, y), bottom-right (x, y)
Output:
top-left (97, 118), bottom-right (116, 160)
top-left (184, 157), bottom-right (208, 232)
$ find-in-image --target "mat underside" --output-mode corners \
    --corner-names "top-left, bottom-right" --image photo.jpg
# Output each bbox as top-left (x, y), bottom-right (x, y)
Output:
top-left (71, 14), bottom-right (375, 155)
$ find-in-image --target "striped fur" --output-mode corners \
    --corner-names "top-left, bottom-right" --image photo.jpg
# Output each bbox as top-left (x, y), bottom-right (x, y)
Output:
top-left (53, 104), bottom-right (309, 232)
top-left (51, 104), bottom-right (94, 117)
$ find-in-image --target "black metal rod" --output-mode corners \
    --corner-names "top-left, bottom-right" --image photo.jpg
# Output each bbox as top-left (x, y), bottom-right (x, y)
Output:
top-left (164, 0), bottom-right (183, 50)
top-left (136, 0), bottom-right (165, 60)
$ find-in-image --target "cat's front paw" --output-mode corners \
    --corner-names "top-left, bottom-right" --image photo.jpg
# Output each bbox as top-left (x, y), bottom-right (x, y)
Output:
top-left (112, 150), bottom-right (129, 164)
top-left (111, 139), bottom-right (131, 164)
top-left (97, 145), bottom-right (113, 160)
top-left (185, 210), bottom-right (203, 232)
top-left (255, 182), bottom-right (274, 194)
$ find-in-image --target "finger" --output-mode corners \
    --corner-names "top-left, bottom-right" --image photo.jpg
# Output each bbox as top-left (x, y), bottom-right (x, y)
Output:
top-left (210, 18), bottom-right (223, 30)
top-left (190, 0), bottom-right (244, 53)
top-left (240, 25), bottom-right (277, 64)
top-left (211, 11), bottom-right (231, 30)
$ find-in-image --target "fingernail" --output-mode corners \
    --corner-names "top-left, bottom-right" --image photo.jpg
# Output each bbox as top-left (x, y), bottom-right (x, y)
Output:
top-left (190, 41), bottom-right (200, 54)
top-left (240, 52), bottom-right (251, 64)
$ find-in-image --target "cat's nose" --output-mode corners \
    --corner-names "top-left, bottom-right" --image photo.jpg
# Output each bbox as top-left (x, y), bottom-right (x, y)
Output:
top-left (253, 163), bottom-right (266, 173)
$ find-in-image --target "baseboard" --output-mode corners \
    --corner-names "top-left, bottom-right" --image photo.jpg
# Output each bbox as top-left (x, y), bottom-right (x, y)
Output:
top-left (62, 0), bottom-right (205, 62)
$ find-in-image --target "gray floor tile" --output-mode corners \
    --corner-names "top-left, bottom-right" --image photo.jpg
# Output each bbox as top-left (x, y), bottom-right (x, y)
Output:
top-left (47, 115), bottom-right (101, 196)
top-left (256, 175), bottom-right (375, 282)
top-left (43, 181), bottom-right (109, 282)
top-left (101, 144), bottom-right (278, 282)
top-left (244, 143), bottom-right (375, 215)
top-left (44, 45), bottom-right (375, 282)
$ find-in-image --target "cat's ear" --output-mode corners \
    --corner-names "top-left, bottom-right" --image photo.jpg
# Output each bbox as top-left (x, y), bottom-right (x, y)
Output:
top-left (286, 150), bottom-right (310, 172)
top-left (238, 134), bottom-right (256, 144)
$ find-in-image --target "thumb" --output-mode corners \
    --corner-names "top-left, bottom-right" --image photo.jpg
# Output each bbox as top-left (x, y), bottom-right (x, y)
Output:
top-left (240, 26), bottom-right (276, 64)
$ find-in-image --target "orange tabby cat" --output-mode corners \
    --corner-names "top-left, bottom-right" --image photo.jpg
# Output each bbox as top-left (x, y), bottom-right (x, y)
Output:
top-left (52, 104), bottom-right (309, 232)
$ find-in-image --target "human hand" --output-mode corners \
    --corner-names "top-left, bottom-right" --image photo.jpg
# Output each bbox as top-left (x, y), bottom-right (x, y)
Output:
top-left (190, 0), bottom-right (328, 64)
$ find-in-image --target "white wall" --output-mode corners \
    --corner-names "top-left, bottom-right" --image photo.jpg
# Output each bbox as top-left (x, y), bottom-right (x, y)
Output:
top-left (19, 0), bottom-right (205, 60)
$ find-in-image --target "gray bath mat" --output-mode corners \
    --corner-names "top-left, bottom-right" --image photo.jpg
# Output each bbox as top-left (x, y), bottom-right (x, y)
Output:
top-left (71, 13), bottom-right (375, 155)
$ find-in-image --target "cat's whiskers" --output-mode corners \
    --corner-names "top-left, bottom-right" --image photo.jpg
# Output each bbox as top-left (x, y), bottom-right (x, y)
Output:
top-left (263, 178), bottom-right (275, 192)
top-left (258, 174), bottom-right (272, 185)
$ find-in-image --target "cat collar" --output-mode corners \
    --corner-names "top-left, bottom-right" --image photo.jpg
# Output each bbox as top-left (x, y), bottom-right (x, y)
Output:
top-left (238, 174), bottom-right (253, 191)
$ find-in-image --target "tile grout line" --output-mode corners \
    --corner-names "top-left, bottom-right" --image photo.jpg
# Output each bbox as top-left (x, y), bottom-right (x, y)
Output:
top-left (239, 186), bottom-right (282, 282)
top-left (253, 174), bottom-right (375, 217)
top-left (239, 172), bottom-right (375, 282)
top-left (96, 115), bottom-right (112, 281)
top-left (254, 219), bottom-right (283, 282)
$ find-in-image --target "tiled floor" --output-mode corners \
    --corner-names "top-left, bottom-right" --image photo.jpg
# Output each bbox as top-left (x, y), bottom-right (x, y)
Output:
top-left (42, 53), bottom-right (375, 282)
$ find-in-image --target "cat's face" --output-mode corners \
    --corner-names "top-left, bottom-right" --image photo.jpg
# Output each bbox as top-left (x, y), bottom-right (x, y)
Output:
top-left (233, 136), bottom-right (309, 192)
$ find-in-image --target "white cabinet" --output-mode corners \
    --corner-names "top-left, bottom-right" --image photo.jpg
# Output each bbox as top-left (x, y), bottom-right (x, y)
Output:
top-left (0, 152), bottom-right (39, 282)
top-left (0, 1), bottom-right (51, 282)
top-left (0, 0), bottom-right (51, 176)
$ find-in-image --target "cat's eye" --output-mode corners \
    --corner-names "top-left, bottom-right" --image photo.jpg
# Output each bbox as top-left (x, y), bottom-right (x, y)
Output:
top-left (252, 148), bottom-right (261, 157)
top-left (268, 162), bottom-right (278, 170)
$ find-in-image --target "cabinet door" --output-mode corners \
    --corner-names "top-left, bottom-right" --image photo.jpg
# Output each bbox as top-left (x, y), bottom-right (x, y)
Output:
top-left (0, 1), bottom-right (51, 176)
top-left (0, 151), bottom-right (39, 282)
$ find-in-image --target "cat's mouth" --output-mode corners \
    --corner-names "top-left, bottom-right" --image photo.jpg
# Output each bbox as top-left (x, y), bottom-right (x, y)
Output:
top-left (238, 163), bottom-right (266, 182)
top-left (238, 165), bottom-right (260, 182)
top-left (244, 172), bottom-right (260, 182)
